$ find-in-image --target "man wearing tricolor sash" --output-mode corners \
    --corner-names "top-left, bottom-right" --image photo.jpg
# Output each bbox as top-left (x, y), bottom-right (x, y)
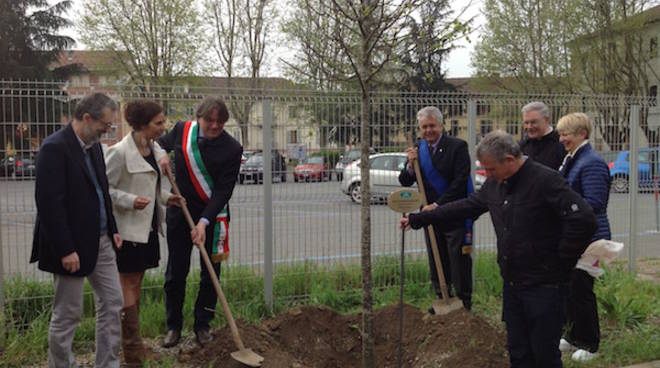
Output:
top-left (157, 97), bottom-right (242, 347)
top-left (399, 106), bottom-right (474, 312)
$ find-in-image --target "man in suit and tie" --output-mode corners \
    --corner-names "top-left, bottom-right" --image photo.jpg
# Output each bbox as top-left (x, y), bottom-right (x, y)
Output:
top-left (157, 96), bottom-right (242, 347)
top-left (399, 106), bottom-right (474, 312)
top-left (31, 92), bottom-right (124, 367)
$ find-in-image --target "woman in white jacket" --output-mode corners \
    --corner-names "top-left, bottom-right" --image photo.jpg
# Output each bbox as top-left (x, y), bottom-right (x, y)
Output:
top-left (105, 100), bottom-right (181, 365)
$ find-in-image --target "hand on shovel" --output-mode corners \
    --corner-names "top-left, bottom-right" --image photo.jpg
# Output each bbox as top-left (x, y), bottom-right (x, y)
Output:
top-left (399, 216), bottom-right (411, 230)
top-left (191, 221), bottom-right (207, 248)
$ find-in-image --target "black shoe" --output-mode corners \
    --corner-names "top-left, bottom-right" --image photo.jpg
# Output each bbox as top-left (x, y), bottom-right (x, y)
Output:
top-left (195, 329), bottom-right (213, 346)
top-left (162, 329), bottom-right (181, 348)
top-left (462, 299), bottom-right (472, 311)
top-left (427, 306), bottom-right (436, 315)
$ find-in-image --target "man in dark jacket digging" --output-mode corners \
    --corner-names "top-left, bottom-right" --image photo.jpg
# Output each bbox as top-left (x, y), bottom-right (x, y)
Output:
top-left (400, 130), bottom-right (597, 368)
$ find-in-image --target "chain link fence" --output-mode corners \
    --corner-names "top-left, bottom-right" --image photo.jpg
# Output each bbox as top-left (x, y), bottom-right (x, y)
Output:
top-left (1, 80), bottom-right (658, 312)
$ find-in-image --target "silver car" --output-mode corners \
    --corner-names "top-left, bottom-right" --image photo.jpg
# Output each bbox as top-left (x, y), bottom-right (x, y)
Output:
top-left (340, 152), bottom-right (412, 203)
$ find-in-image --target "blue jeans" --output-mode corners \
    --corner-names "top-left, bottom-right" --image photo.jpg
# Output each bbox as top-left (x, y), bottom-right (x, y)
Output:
top-left (502, 283), bottom-right (565, 368)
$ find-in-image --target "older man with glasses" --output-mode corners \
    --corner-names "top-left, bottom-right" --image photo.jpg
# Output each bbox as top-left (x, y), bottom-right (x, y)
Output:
top-left (31, 92), bottom-right (124, 368)
top-left (519, 101), bottom-right (566, 170)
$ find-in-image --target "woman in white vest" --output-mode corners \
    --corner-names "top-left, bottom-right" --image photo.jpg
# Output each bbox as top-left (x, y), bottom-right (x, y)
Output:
top-left (105, 100), bottom-right (182, 365)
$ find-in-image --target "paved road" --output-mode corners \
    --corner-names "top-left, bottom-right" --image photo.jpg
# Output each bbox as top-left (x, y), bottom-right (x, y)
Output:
top-left (1, 177), bottom-right (659, 280)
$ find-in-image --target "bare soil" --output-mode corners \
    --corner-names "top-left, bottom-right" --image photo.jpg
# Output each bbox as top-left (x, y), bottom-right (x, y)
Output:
top-left (167, 304), bottom-right (508, 368)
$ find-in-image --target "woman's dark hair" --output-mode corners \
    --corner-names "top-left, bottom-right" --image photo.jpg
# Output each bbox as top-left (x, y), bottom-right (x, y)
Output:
top-left (124, 100), bottom-right (163, 130)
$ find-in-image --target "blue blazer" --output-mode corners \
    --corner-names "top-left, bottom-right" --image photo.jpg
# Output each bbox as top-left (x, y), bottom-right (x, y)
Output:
top-left (561, 143), bottom-right (612, 241)
top-left (30, 123), bottom-right (118, 276)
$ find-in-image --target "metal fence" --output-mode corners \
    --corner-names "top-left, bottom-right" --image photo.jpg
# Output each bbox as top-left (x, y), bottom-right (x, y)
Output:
top-left (1, 80), bottom-right (659, 311)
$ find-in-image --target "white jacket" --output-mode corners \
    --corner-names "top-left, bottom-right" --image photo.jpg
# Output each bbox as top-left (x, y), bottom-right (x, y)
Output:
top-left (105, 133), bottom-right (172, 243)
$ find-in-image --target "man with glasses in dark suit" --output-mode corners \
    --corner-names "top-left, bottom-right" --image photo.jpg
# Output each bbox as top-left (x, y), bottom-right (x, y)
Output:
top-left (31, 92), bottom-right (124, 368)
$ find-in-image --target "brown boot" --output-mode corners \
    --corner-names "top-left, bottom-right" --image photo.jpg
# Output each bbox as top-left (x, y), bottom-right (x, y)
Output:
top-left (121, 305), bottom-right (143, 366)
top-left (122, 304), bottom-right (162, 366)
top-left (135, 300), bottom-right (162, 362)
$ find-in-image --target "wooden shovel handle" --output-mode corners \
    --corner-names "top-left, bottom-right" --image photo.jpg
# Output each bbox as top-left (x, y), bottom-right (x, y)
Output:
top-left (406, 133), bottom-right (452, 301)
top-left (165, 171), bottom-right (246, 350)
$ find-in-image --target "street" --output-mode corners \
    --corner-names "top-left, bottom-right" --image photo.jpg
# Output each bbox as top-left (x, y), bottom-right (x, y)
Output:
top-left (2, 177), bottom-right (659, 280)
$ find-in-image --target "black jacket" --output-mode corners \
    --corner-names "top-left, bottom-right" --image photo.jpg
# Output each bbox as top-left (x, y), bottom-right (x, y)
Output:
top-left (399, 134), bottom-right (471, 228)
top-left (158, 121), bottom-right (242, 224)
top-left (30, 124), bottom-right (119, 276)
top-left (520, 130), bottom-right (566, 170)
top-left (408, 159), bottom-right (597, 287)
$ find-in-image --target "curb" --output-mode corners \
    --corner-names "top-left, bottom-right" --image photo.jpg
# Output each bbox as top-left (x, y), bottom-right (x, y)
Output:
top-left (619, 361), bottom-right (660, 368)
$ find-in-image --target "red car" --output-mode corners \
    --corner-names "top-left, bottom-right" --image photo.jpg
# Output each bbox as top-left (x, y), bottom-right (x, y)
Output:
top-left (293, 156), bottom-right (331, 182)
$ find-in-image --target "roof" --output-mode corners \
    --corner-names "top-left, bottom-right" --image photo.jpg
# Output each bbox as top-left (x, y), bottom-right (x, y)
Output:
top-left (49, 50), bottom-right (123, 73)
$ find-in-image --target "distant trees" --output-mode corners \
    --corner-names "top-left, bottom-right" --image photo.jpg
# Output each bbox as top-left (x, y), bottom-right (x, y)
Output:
top-left (473, 0), bottom-right (659, 148)
top-left (79, 0), bottom-right (204, 85)
top-left (0, 0), bottom-right (74, 79)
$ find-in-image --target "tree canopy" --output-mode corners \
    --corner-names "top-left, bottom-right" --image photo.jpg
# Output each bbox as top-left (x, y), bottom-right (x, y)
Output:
top-left (79, 0), bottom-right (204, 85)
top-left (0, 0), bottom-right (74, 79)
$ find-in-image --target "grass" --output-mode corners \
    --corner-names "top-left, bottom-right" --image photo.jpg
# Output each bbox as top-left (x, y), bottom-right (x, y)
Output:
top-left (1, 253), bottom-right (658, 367)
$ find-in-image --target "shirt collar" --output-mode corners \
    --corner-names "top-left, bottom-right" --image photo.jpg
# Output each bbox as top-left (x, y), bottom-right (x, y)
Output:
top-left (568, 140), bottom-right (589, 157)
top-left (74, 130), bottom-right (93, 151)
top-left (429, 134), bottom-right (443, 150)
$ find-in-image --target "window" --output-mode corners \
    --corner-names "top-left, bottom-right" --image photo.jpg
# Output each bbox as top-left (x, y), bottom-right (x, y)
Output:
top-left (650, 37), bottom-right (658, 58)
top-left (650, 85), bottom-right (658, 107)
top-left (370, 156), bottom-right (390, 170)
top-left (480, 120), bottom-right (493, 136)
top-left (506, 120), bottom-right (519, 136)
top-left (286, 130), bottom-right (298, 144)
top-left (393, 156), bottom-right (407, 171)
top-left (450, 120), bottom-right (459, 136)
top-left (288, 105), bottom-right (300, 119)
top-left (626, 152), bottom-right (649, 163)
top-left (477, 103), bottom-right (491, 116)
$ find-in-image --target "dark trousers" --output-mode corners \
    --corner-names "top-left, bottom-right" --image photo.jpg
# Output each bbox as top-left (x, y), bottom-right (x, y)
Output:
top-left (564, 269), bottom-right (600, 353)
top-left (423, 225), bottom-right (472, 303)
top-left (164, 208), bottom-right (221, 333)
top-left (502, 283), bottom-right (564, 368)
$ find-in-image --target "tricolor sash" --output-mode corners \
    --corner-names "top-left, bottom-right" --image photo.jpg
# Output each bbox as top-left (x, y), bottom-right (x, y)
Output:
top-left (418, 138), bottom-right (474, 250)
top-left (182, 120), bottom-right (229, 262)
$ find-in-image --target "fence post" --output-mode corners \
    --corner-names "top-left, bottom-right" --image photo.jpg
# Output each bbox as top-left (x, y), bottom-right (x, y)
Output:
top-left (262, 98), bottom-right (274, 311)
top-left (467, 98), bottom-right (477, 290)
top-left (0, 187), bottom-right (4, 351)
top-left (628, 105), bottom-right (640, 274)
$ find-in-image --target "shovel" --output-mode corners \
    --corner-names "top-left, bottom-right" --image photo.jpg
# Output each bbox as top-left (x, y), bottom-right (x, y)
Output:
top-left (166, 171), bottom-right (265, 367)
top-left (387, 189), bottom-right (424, 368)
top-left (406, 133), bottom-right (463, 315)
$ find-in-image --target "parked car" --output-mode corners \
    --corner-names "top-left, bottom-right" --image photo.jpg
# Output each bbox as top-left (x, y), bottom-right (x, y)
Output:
top-left (474, 160), bottom-right (486, 190)
top-left (340, 152), bottom-right (410, 203)
top-left (609, 147), bottom-right (660, 193)
top-left (0, 154), bottom-right (36, 179)
top-left (294, 156), bottom-right (331, 182)
top-left (334, 148), bottom-right (376, 182)
top-left (241, 150), bottom-right (258, 164)
top-left (239, 150), bottom-right (287, 184)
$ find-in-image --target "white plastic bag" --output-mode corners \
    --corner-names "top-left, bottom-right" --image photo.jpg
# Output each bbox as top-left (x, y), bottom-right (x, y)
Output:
top-left (575, 239), bottom-right (624, 278)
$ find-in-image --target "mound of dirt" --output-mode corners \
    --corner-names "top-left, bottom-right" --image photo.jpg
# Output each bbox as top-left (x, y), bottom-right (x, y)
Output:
top-left (176, 304), bottom-right (508, 368)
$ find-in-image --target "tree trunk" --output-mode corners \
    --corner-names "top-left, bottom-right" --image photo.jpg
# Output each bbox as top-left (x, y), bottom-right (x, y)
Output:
top-left (359, 6), bottom-right (374, 366)
top-left (360, 88), bottom-right (374, 368)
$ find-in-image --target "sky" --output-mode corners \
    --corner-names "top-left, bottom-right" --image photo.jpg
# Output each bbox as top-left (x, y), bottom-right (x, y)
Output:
top-left (58, 0), bottom-right (483, 79)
